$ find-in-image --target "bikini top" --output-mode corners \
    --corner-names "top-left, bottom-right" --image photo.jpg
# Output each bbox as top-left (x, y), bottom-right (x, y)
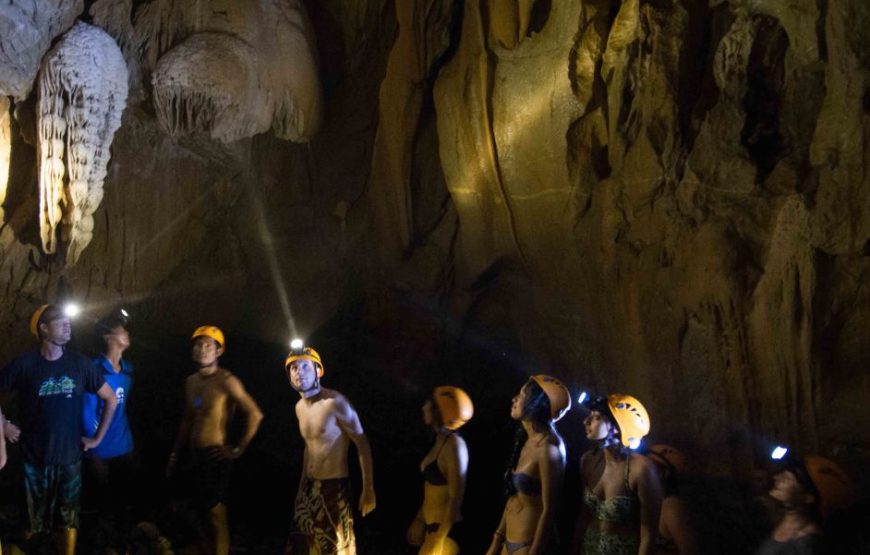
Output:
top-left (511, 471), bottom-right (542, 496)
top-left (421, 435), bottom-right (450, 486)
top-left (583, 455), bottom-right (638, 523)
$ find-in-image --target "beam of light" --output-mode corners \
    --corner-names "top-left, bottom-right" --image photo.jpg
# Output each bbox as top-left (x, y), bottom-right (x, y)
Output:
top-left (771, 446), bottom-right (788, 460)
top-left (248, 181), bottom-right (297, 342)
top-left (63, 303), bottom-right (81, 318)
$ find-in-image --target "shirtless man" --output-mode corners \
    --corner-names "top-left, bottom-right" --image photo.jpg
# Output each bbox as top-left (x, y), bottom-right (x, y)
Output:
top-left (284, 345), bottom-right (375, 555)
top-left (166, 326), bottom-right (263, 555)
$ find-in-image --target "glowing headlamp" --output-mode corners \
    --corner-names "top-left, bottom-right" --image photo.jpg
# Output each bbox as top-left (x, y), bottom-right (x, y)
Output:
top-left (628, 437), bottom-right (642, 450)
top-left (771, 445), bottom-right (789, 461)
top-left (290, 338), bottom-right (304, 353)
top-left (63, 303), bottom-right (81, 318)
top-left (120, 308), bottom-right (130, 318)
top-left (577, 391), bottom-right (588, 404)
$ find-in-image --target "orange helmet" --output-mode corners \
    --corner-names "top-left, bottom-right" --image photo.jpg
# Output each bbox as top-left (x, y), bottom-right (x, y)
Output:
top-left (30, 305), bottom-right (50, 337)
top-left (802, 456), bottom-right (853, 517)
top-left (530, 375), bottom-right (571, 422)
top-left (608, 394), bottom-right (650, 448)
top-left (648, 444), bottom-right (687, 474)
top-left (285, 347), bottom-right (324, 378)
top-left (433, 386), bottom-right (474, 430)
top-left (192, 326), bottom-right (225, 349)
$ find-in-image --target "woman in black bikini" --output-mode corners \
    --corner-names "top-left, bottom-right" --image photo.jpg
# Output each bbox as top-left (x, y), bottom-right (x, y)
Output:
top-left (487, 375), bottom-right (570, 555)
top-left (407, 386), bottom-right (474, 555)
top-left (573, 394), bottom-right (662, 555)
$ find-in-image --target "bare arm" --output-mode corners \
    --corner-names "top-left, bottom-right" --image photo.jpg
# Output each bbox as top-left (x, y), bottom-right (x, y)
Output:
top-left (0, 406), bottom-right (6, 470)
top-left (636, 456), bottom-right (663, 555)
top-left (224, 375), bottom-right (263, 454)
top-left (83, 383), bottom-right (118, 450)
top-left (485, 510), bottom-right (507, 555)
top-left (433, 435), bottom-right (469, 540)
top-left (335, 395), bottom-right (376, 515)
top-left (661, 497), bottom-right (698, 555)
top-left (572, 452), bottom-right (593, 554)
top-left (529, 443), bottom-right (565, 555)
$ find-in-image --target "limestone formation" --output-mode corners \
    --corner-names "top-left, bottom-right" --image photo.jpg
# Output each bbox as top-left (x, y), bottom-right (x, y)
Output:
top-left (0, 0), bottom-right (866, 465)
top-left (37, 21), bottom-right (128, 264)
top-left (100, 0), bottom-right (323, 143)
top-left (0, 0), bottom-right (82, 99)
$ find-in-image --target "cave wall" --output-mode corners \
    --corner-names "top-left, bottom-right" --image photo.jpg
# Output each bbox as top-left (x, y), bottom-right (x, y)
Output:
top-left (0, 0), bottom-right (868, 474)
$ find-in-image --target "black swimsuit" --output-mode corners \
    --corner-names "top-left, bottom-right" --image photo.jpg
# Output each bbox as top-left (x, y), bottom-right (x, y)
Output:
top-left (420, 434), bottom-right (464, 543)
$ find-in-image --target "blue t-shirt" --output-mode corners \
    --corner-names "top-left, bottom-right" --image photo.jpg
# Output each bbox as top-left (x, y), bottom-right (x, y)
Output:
top-left (0, 349), bottom-right (105, 465)
top-left (82, 356), bottom-right (134, 459)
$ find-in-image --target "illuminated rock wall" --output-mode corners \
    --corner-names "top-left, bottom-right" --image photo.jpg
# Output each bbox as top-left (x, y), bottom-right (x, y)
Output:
top-left (0, 0), bottom-right (867, 465)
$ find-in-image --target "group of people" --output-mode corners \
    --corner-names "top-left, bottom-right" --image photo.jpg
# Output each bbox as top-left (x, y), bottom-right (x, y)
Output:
top-left (0, 303), bottom-right (858, 555)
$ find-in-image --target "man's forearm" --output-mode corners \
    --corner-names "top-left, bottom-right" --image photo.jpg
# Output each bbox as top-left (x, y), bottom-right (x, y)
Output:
top-left (92, 398), bottom-right (118, 443)
top-left (356, 434), bottom-right (375, 491)
top-left (237, 408), bottom-right (263, 450)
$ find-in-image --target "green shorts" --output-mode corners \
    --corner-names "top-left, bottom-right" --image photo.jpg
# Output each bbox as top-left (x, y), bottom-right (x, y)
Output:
top-left (23, 461), bottom-right (82, 533)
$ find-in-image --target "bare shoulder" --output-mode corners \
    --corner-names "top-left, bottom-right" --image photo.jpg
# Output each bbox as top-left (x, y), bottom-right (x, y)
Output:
top-left (321, 388), bottom-right (352, 410)
top-left (630, 454), bottom-right (658, 485)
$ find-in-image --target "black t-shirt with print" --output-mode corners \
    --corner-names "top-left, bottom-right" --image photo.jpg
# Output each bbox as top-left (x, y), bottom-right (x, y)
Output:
top-left (0, 349), bottom-right (105, 465)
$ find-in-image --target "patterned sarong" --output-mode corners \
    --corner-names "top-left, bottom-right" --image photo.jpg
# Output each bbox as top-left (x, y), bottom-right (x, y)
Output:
top-left (286, 477), bottom-right (355, 555)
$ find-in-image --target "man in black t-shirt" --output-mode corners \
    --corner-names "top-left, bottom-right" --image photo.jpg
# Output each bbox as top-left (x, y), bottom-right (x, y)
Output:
top-left (0, 304), bottom-right (117, 555)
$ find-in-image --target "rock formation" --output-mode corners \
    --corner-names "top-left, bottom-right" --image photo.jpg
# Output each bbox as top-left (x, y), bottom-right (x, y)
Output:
top-left (37, 21), bottom-right (128, 264)
top-left (0, 0), bottom-right (867, 467)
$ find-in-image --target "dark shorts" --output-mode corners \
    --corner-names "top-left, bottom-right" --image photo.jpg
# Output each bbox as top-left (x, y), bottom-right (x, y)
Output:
top-left (182, 447), bottom-right (233, 509)
top-left (286, 477), bottom-right (355, 555)
top-left (23, 461), bottom-right (82, 533)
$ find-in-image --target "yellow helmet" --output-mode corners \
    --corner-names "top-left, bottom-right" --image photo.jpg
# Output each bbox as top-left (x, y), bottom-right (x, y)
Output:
top-left (433, 386), bottom-right (474, 430)
top-left (608, 394), bottom-right (650, 448)
top-left (30, 305), bottom-right (50, 337)
top-left (192, 326), bottom-right (225, 349)
top-left (530, 375), bottom-right (572, 422)
top-left (285, 347), bottom-right (324, 378)
top-left (802, 456), bottom-right (853, 518)
top-left (648, 444), bottom-right (687, 473)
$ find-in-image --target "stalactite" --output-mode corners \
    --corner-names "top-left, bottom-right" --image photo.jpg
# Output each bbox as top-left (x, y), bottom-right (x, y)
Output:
top-left (125, 0), bottom-right (322, 143)
top-left (0, 97), bottom-right (10, 222)
top-left (37, 21), bottom-right (128, 264)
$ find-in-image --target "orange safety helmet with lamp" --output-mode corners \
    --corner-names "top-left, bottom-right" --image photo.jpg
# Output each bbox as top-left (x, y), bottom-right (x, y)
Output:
top-left (530, 375), bottom-right (572, 422)
top-left (285, 346), bottom-right (324, 378)
top-left (607, 394), bottom-right (651, 448)
top-left (648, 444), bottom-right (687, 474)
top-left (433, 386), bottom-right (474, 430)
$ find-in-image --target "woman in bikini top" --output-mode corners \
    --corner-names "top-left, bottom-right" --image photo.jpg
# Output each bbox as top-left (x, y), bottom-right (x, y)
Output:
top-left (486, 375), bottom-right (571, 555)
top-left (407, 386), bottom-right (473, 555)
top-left (573, 393), bottom-right (662, 555)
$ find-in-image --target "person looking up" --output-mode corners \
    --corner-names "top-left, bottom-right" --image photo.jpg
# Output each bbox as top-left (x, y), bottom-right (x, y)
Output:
top-left (487, 375), bottom-right (570, 555)
top-left (407, 386), bottom-right (473, 554)
top-left (285, 344), bottom-right (376, 555)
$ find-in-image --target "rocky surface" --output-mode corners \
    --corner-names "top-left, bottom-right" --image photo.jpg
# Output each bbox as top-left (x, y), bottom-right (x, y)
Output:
top-left (0, 0), bottom-right (867, 479)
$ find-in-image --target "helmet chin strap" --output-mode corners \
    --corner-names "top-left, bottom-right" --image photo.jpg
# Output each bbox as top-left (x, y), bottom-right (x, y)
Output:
top-left (298, 379), bottom-right (321, 398)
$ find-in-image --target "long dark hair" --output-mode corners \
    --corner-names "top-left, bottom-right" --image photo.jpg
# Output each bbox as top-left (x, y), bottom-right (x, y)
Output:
top-left (503, 380), bottom-right (553, 497)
